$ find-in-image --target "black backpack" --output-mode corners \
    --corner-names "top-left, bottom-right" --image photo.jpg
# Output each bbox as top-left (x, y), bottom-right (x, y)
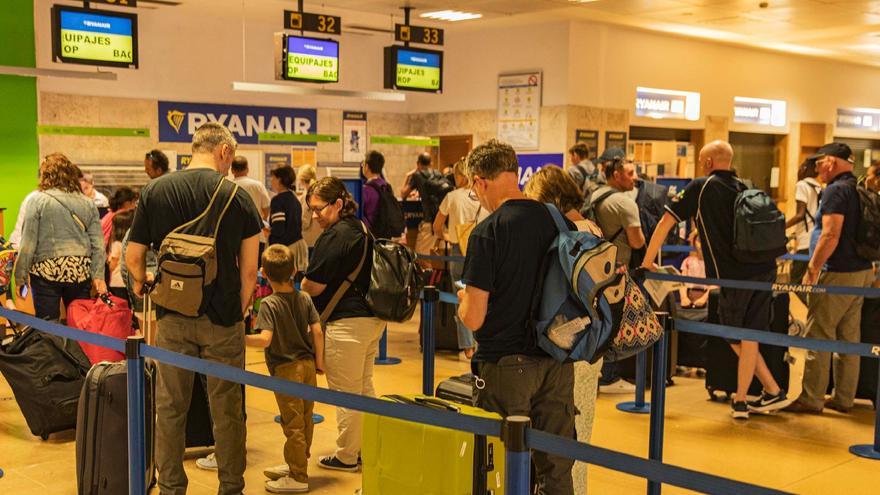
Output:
top-left (418, 169), bottom-right (454, 217)
top-left (366, 239), bottom-right (424, 322)
top-left (701, 177), bottom-right (786, 263)
top-left (365, 181), bottom-right (405, 239)
top-left (855, 184), bottom-right (880, 261)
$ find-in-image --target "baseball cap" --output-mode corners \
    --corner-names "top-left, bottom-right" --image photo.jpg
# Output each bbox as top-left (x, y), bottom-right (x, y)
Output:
top-left (598, 147), bottom-right (625, 162)
top-left (816, 142), bottom-right (854, 163)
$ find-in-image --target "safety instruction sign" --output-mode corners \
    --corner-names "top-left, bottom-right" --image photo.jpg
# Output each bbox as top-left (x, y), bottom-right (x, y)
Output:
top-left (497, 72), bottom-right (542, 150)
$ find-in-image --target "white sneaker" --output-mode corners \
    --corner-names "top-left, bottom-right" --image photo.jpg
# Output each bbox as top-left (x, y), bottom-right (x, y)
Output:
top-left (195, 453), bottom-right (217, 471)
top-left (265, 476), bottom-right (309, 493)
top-left (599, 379), bottom-right (636, 394)
top-left (264, 464), bottom-right (291, 481)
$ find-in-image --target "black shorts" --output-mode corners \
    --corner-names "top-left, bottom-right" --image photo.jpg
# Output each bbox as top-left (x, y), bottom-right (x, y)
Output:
top-left (718, 271), bottom-right (775, 344)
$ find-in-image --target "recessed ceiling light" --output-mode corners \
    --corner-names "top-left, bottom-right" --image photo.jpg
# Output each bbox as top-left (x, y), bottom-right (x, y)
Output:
top-left (569, 0), bottom-right (601, 3)
top-left (420, 10), bottom-right (482, 22)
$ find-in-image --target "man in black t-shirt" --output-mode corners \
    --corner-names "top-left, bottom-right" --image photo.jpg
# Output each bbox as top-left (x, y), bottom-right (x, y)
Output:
top-left (127, 123), bottom-right (262, 494)
top-left (787, 143), bottom-right (873, 415)
top-left (641, 140), bottom-right (788, 420)
top-left (458, 140), bottom-right (575, 495)
top-left (401, 152), bottom-right (447, 262)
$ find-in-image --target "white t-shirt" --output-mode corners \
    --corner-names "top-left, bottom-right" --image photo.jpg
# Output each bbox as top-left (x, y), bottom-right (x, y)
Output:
top-left (232, 175), bottom-right (271, 242)
top-left (92, 190), bottom-right (109, 208)
top-left (109, 241), bottom-right (124, 288)
top-left (437, 188), bottom-right (489, 243)
top-left (793, 177), bottom-right (821, 251)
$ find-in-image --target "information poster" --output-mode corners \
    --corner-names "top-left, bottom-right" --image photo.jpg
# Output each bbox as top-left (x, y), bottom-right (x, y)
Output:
top-left (574, 130), bottom-right (599, 160)
top-left (516, 153), bottom-right (563, 189)
top-left (497, 72), bottom-right (542, 150)
top-left (264, 153), bottom-right (291, 190)
top-left (343, 111), bottom-right (368, 163)
top-left (605, 131), bottom-right (627, 154)
top-left (176, 154), bottom-right (191, 171)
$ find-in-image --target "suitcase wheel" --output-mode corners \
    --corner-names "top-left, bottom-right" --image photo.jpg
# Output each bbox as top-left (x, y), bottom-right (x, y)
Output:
top-left (40, 433), bottom-right (49, 441)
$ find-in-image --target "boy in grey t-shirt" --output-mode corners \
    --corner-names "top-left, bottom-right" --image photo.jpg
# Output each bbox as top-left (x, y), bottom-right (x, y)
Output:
top-left (246, 244), bottom-right (324, 493)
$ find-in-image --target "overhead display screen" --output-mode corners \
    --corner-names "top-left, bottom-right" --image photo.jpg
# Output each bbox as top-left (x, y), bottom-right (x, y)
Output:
top-left (635, 86), bottom-right (700, 121)
top-left (283, 35), bottom-right (339, 83)
top-left (52, 5), bottom-right (138, 68)
top-left (384, 46), bottom-right (442, 93)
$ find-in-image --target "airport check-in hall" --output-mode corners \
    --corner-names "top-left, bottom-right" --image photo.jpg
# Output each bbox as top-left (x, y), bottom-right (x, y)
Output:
top-left (2, 0), bottom-right (880, 494)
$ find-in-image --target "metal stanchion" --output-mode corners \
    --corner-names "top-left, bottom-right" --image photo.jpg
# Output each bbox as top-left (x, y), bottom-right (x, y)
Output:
top-left (647, 314), bottom-right (671, 495)
top-left (849, 364), bottom-right (880, 460)
top-left (617, 350), bottom-right (651, 414)
top-left (374, 326), bottom-right (402, 365)
top-left (125, 336), bottom-right (147, 495)
top-left (421, 286), bottom-right (438, 396)
top-left (503, 416), bottom-right (531, 495)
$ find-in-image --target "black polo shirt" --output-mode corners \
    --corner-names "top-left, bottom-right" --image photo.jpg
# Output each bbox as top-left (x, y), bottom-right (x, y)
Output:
top-left (666, 170), bottom-right (775, 280)
top-left (816, 172), bottom-right (871, 272)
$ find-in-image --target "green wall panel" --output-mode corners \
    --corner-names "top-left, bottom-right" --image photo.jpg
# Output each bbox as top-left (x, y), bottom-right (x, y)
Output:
top-left (0, 0), bottom-right (37, 238)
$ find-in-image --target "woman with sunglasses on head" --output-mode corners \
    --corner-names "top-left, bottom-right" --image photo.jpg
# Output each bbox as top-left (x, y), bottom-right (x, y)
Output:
top-left (300, 177), bottom-right (384, 472)
top-left (15, 153), bottom-right (107, 320)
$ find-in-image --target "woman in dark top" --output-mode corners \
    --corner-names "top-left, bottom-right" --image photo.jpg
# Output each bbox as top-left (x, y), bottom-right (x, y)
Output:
top-left (301, 177), bottom-right (384, 472)
top-left (269, 165), bottom-right (307, 273)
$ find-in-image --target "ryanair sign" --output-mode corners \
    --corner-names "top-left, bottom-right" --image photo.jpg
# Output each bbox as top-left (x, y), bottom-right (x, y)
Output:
top-left (158, 101), bottom-right (317, 144)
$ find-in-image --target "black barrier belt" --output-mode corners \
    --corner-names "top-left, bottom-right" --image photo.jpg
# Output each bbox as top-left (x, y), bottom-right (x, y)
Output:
top-left (675, 319), bottom-right (880, 359)
top-left (0, 306), bottom-right (790, 494)
top-left (645, 271), bottom-right (880, 298)
top-left (528, 429), bottom-right (792, 495)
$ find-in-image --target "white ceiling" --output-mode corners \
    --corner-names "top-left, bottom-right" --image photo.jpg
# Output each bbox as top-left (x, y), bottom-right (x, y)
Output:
top-left (146, 0), bottom-right (880, 67)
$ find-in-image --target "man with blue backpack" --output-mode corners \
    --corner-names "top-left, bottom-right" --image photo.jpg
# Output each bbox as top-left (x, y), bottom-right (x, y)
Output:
top-left (641, 140), bottom-right (790, 419)
top-left (457, 139), bottom-right (576, 495)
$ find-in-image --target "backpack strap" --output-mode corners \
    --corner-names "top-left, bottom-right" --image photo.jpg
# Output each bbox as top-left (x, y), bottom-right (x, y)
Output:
top-left (171, 178), bottom-right (239, 240)
top-left (591, 189), bottom-right (619, 211)
top-left (544, 203), bottom-right (571, 233)
top-left (319, 220), bottom-right (369, 324)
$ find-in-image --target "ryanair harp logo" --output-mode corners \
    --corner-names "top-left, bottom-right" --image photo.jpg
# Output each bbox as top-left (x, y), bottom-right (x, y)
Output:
top-left (167, 110), bottom-right (185, 134)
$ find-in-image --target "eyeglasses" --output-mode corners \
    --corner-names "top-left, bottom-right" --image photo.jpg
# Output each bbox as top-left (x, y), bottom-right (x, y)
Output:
top-left (309, 202), bottom-right (332, 214)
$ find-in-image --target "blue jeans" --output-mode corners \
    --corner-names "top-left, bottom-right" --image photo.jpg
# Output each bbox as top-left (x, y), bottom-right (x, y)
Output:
top-left (29, 274), bottom-right (91, 321)
top-left (449, 244), bottom-right (476, 350)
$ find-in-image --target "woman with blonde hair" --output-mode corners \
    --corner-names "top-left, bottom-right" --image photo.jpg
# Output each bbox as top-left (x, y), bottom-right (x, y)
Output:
top-left (15, 153), bottom-right (107, 320)
top-left (296, 164), bottom-right (322, 248)
top-left (524, 164), bottom-right (601, 495)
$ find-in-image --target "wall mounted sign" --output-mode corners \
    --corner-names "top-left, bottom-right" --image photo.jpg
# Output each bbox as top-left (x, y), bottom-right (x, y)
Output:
top-left (283, 11), bottom-right (341, 35)
top-left (733, 97), bottom-right (786, 127)
top-left (158, 101), bottom-right (317, 145)
top-left (635, 87), bottom-right (700, 121)
top-left (516, 153), bottom-right (563, 189)
top-left (370, 135), bottom-right (439, 146)
top-left (498, 72), bottom-right (542, 150)
top-left (38, 125), bottom-right (148, 137)
top-left (837, 108), bottom-right (880, 131)
top-left (343, 111), bottom-right (367, 163)
top-left (574, 129), bottom-right (599, 160)
top-left (176, 154), bottom-right (191, 171)
top-left (605, 131), bottom-right (627, 153)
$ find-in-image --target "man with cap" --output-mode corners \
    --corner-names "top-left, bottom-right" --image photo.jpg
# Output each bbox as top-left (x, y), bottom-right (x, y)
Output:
top-left (786, 143), bottom-right (874, 414)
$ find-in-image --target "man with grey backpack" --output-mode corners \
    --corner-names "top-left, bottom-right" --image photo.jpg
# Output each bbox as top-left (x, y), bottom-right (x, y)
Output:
top-left (641, 140), bottom-right (790, 420)
top-left (127, 122), bottom-right (262, 495)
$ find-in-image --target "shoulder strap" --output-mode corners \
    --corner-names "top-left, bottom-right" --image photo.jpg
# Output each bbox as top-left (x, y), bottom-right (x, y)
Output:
top-left (319, 220), bottom-right (370, 323)
top-left (43, 191), bottom-right (87, 232)
top-left (544, 203), bottom-right (570, 233)
top-left (591, 189), bottom-right (619, 211)
top-left (171, 178), bottom-right (239, 240)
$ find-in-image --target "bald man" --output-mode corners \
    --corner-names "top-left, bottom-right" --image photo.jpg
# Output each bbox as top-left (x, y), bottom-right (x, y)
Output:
top-left (641, 140), bottom-right (789, 420)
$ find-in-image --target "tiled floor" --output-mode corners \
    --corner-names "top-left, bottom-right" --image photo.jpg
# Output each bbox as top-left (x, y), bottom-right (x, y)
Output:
top-left (1, 312), bottom-right (877, 494)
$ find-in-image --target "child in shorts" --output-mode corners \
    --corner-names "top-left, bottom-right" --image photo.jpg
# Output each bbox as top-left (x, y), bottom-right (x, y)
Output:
top-left (246, 244), bottom-right (324, 493)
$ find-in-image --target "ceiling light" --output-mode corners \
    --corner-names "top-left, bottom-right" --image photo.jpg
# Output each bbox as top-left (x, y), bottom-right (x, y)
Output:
top-left (569, 0), bottom-right (600, 3)
top-left (420, 10), bottom-right (482, 22)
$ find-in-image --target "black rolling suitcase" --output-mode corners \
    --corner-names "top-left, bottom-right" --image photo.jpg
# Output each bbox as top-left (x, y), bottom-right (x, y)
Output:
top-left (674, 303), bottom-right (710, 370)
top-left (421, 269), bottom-right (459, 351)
top-left (76, 361), bottom-right (157, 494)
top-left (857, 298), bottom-right (879, 407)
top-left (0, 323), bottom-right (92, 439)
top-left (705, 289), bottom-right (790, 400)
top-left (435, 374), bottom-right (475, 406)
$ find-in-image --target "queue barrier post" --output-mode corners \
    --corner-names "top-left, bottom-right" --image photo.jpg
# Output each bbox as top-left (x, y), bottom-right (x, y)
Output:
top-left (421, 286), bottom-right (439, 396)
top-left (125, 336), bottom-right (147, 495)
top-left (375, 326), bottom-right (402, 365)
top-left (502, 416), bottom-right (531, 495)
top-left (617, 350), bottom-right (651, 414)
top-left (647, 313), bottom-right (671, 495)
top-left (849, 363), bottom-right (880, 460)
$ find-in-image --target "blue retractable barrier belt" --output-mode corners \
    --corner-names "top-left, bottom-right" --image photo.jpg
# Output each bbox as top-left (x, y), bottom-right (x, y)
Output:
top-left (1, 309), bottom-right (126, 352)
top-left (675, 319), bottom-right (880, 358)
top-left (528, 429), bottom-right (792, 495)
top-left (645, 271), bottom-right (880, 298)
top-left (419, 247), bottom-right (810, 263)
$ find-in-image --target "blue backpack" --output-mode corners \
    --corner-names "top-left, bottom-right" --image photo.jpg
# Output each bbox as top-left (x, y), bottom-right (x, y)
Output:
top-left (529, 205), bottom-right (662, 364)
